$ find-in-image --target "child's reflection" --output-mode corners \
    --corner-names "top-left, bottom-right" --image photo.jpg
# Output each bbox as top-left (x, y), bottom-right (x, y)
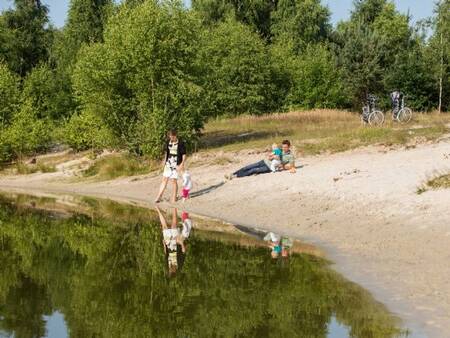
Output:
top-left (155, 207), bottom-right (192, 276)
top-left (264, 232), bottom-right (293, 259)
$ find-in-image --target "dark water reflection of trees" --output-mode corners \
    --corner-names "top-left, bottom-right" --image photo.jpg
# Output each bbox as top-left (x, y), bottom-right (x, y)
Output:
top-left (0, 195), bottom-right (407, 338)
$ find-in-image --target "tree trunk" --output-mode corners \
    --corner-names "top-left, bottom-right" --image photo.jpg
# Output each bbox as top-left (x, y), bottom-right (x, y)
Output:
top-left (438, 30), bottom-right (443, 114)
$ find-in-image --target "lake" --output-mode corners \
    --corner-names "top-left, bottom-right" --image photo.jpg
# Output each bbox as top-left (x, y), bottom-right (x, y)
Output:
top-left (0, 193), bottom-right (408, 337)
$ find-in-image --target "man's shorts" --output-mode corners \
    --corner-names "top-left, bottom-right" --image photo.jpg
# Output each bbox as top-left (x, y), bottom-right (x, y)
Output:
top-left (163, 164), bottom-right (178, 180)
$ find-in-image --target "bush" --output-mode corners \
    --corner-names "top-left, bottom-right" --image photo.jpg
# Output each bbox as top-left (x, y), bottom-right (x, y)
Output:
top-left (62, 110), bottom-right (114, 152)
top-left (73, 1), bottom-right (204, 158)
top-left (4, 101), bottom-right (53, 159)
top-left (21, 64), bottom-right (66, 120)
top-left (272, 42), bottom-right (349, 109)
top-left (0, 62), bottom-right (20, 128)
top-left (197, 18), bottom-right (279, 117)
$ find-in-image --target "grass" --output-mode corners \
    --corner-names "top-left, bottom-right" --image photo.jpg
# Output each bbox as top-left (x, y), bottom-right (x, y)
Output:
top-left (14, 161), bottom-right (57, 175)
top-left (417, 172), bottom-right (450, 194)
top-left (200, 109), bottom-right (450, 155)
top-left (82, 153), bottom-right (159, 180)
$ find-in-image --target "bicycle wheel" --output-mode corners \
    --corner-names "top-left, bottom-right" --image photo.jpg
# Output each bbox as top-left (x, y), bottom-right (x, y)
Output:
top-left (368, 110), bottom-right (385, 126)
top-left (397, 107), bottom-right (412, 124)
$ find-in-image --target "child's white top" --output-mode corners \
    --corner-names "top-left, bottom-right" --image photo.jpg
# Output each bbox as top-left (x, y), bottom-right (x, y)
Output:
top-left (182, 172), bottom-right (193, 190)
top-left (182, 219), bottom-right (192, 238)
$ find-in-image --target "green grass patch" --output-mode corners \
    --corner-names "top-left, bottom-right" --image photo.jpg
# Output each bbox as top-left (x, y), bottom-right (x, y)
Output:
top-left (82, 153), bottom-right (158, 181)
top-left (417, 172), bottom-right (450, 194)
top-left (200, 110), bottom-right (450, 155)
top-left (15, 162), bottom-right (56, 175)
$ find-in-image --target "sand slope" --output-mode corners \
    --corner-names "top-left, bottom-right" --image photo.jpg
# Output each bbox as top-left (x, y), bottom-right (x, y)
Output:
top-left (1, 140), bottom-right (450, 336)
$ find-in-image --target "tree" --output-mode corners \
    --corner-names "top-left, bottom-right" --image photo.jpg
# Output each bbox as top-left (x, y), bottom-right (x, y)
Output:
top-left (336, 0), bottom-right (415, 108)
top-left (351, 0), bottom-right (386, 25)
top-left (0, 0), bottom-right (53, 76)
top-left (20, 64), bottom-right (66, 120)
top-left (73, 1), bottom-right (204, 157)
top-left (192, 0), bottom-right (278, 40)
top-left (0, 62), bottom-right (20, 128)
top-left (273, 43), bottom-right (349, 109)
top-left (432, 0), bottom-right (450, 112)
top-left (49, 0), bottom-right (114, 119)
top-left (271, 0), bottom-right (331, 54)
top-left (197, 19), bottom-right (279, 117)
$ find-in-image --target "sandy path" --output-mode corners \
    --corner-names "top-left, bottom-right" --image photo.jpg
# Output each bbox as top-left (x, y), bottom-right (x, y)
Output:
top-left (1, 140), bottom-right (449, 337)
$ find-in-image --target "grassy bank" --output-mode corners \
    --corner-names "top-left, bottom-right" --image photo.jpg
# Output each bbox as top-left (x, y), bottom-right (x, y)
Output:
top-left (2, 110), bottom-right (449, 181)
top-left (200, 110), bottom-right (450, 155)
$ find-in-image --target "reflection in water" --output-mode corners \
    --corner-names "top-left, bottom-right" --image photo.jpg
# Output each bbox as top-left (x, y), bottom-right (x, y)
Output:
top-left (0, 194), bottom-right (409, 338)
top-left (156, 207), bottom-right (192, 276)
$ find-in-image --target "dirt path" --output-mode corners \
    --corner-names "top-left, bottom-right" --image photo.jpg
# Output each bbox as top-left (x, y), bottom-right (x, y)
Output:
top-left (1, 140), bottom-right (450, 337)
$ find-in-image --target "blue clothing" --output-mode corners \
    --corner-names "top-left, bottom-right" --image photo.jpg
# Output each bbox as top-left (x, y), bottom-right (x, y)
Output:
top-left (273, 148), bottom-right (282, 157)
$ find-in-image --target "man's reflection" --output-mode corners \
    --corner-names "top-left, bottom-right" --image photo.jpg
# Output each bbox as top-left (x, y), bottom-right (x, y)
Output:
top-left (155, 207), bottom-right (192, 276)
top-left (264, 232), bottom-right (292, 259)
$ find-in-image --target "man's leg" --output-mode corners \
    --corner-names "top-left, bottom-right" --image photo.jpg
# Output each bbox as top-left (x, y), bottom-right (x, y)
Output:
top-left (155, 177), bottom-right (169, 203)
top-left (234, 160), bottom-right (266, 177)
top-left (236, 161), bottom-right (270, 177)
top-left (245, 163), bottom-right (271, 176)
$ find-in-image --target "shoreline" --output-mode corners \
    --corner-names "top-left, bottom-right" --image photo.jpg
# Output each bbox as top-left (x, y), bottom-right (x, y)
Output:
top-left (0, 185), bottom-right (418, 336)
top-left (1, 140), bottom-right (450, 337)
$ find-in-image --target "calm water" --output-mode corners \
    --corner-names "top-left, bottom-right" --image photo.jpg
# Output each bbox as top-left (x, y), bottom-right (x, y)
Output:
top-left (0, 194), bottom-right (409, 338)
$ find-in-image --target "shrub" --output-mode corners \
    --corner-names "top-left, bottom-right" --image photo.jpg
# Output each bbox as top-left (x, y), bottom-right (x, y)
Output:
top-left (197, 18), bottom-right (278, 117)
top-left (62, 110), bottom-right (114, 152)
top-left (272, 42), bottom-right (349, 109)
top-left (72, 1), bottom-right (204, 158)
top-left (0, 62), bottom-right (20, 128)
top-left (4, 101), bottom-right (53, 159)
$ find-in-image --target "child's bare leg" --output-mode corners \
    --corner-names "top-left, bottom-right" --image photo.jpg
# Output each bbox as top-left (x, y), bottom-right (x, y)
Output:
top-left (170, 179), bottom-right (178, 203)
top-left (155, 177), bottom-right (168, 203)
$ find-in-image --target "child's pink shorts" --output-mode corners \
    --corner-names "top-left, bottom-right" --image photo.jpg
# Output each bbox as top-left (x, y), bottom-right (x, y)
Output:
top-left (182, 188), bottom-right (190, 199)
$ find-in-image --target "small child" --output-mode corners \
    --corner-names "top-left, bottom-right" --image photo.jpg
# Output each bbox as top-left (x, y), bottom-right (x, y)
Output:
top-left (182, 171), bottom-right (193, 202)
top-left (181, 212), bottom-right (192, 240)
top-left (270, 143), bottom-right (282, 172)
top-left (178, 212), bottom-right (192, 253)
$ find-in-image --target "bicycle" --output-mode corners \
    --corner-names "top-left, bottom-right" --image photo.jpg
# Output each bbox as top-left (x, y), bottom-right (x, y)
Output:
top-left (361, 94), bottom-right (384, 126)
top-left (392, 96), bottom-right (412, 124)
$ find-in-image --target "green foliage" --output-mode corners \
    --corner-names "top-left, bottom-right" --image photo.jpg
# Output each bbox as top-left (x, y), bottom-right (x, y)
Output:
top-left (274, 43), bottom-right (349, 109)
top-left (271, 0), bottom-right (331, 53)
top-left (198, 19), bottom-right (278, 117)
top-left (384, 39), bottom-right (437, 111)
top-left (192, 0), bottom-right (276, 39)
top-left (2, 102), bottom-right (53, 159)
top-left (0, 0), bottom-right (53, 76)
top-left (62, 110), bottom-right (113, 151)
top-left (0, 62), bottom-right (20, 128)
top-left (73, 1), bottom-right (204, 158)
top-left (20, 64), bottom-right (66, 120)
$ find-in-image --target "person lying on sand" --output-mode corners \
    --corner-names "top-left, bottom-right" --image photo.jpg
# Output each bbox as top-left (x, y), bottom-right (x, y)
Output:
top-left (226, 140), bottom-right (296, 179)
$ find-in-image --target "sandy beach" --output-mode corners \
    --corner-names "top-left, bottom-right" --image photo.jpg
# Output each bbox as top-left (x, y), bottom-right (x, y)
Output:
top-left (1, 138), bottom-right (450, 337)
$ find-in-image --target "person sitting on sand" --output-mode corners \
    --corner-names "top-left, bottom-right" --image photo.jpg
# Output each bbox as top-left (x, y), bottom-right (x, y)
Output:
top-left (226, 140), bottom-right (296, 179)
top-left (155, 129), bottom-right (187, 203)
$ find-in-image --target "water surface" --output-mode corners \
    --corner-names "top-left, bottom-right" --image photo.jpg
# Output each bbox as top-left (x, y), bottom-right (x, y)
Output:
top-left (0, 194), bottom-right (408, 337)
